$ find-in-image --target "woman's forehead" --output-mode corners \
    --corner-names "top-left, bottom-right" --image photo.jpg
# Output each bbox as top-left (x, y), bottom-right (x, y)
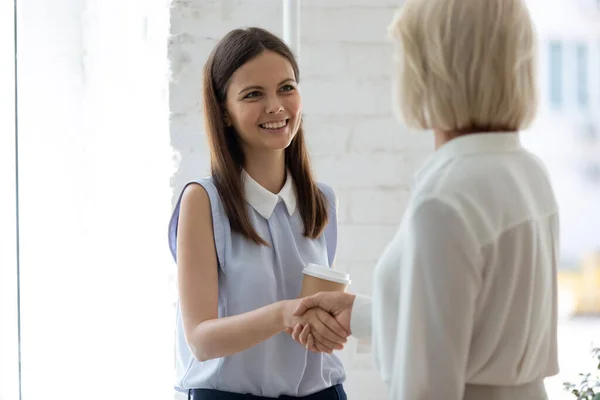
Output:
top-left (228, 51), bottom-right (296, 90)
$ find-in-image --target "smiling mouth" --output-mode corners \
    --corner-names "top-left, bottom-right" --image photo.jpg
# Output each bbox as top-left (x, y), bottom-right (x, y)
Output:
top-left (259, 119), bottom-right (289, 130)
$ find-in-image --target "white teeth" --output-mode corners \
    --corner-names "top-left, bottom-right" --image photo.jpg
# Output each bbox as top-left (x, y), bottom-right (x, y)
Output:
top-left (261, 120), bottom-right (287, 129)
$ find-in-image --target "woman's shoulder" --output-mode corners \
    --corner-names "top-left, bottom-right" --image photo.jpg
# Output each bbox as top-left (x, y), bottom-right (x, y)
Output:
top-left (316, 182), bottom-right (337, 203)
top-left (179, 176), bottom-right (219, 198)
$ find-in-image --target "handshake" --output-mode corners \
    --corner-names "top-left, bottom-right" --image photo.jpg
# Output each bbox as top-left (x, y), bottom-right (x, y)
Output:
top-left (283, 291), bottom-right (356, 353)
top-left (282, 263), bottom-right (355, 354)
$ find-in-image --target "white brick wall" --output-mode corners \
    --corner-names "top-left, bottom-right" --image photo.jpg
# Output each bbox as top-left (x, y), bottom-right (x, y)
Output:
top-left (169, 1), bottom-right (433, 398)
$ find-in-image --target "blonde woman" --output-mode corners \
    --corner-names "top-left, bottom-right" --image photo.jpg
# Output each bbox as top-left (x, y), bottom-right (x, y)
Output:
top-left (288, 0), bottom-right (559, 399)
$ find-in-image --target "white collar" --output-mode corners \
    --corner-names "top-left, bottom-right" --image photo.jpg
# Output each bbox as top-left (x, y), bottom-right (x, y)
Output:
top-left (242, 170), bottom-right (297, 219)
top-left (412, 132), bottom-right (523, 186)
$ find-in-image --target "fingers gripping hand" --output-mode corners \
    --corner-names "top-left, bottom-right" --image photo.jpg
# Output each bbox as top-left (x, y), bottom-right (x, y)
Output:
top-left (285, 309), bottom-right (348, 353)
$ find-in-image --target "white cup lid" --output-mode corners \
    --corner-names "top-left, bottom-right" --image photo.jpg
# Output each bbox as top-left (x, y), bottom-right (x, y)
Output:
top-left (302, 263), bottom-right (351, 285)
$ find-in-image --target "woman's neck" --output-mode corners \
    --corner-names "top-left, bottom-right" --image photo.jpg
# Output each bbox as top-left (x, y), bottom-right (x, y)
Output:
top-left (243, 149), bottom-right (287, 194)
top-left (434, 126), bottom-right (515, 149)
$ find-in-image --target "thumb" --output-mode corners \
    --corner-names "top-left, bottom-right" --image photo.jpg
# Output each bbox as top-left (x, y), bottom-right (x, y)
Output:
top-left (293, 295), bottom-right (319, 316)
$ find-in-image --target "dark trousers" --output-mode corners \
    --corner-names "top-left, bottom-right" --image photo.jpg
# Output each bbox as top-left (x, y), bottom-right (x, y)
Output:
top-left (190, 384), bottom-right (347, 400)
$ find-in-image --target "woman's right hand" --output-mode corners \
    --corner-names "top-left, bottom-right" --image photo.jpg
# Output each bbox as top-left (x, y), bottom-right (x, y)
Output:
top-left (280, 300), bottom-right (348, 353)
top-left (285, 324), bottom-right (321, 353)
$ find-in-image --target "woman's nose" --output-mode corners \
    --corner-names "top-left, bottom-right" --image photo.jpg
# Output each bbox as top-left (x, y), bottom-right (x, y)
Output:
top-left (265, 95), bottom-right (284, 114)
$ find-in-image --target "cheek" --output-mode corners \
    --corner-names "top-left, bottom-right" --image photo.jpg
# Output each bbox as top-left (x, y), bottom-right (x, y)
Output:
top-left (285, 95), bottom-right (302, 118)
top-left (230, 104), bottom-right (261, 131)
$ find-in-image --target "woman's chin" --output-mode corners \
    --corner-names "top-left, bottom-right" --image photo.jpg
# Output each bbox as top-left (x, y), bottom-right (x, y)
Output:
top-left (263, 135), bottom-right (295, 151)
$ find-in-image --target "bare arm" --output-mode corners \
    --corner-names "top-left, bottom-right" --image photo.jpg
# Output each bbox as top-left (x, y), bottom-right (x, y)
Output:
top-left (176, 184), bottom-right (347, 362)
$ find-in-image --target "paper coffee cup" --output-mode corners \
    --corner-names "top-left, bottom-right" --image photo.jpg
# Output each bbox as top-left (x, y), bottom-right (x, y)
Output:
top-left (299, 263), bottom-right (351, 297)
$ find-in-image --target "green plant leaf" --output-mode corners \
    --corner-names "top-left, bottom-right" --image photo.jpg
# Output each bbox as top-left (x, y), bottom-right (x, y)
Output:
top-left (593, 393), bottom-right (600, 400)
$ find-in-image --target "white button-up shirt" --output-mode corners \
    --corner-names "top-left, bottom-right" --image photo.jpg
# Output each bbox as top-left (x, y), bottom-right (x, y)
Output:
top-left (351, 133), bottom-right (559, 400)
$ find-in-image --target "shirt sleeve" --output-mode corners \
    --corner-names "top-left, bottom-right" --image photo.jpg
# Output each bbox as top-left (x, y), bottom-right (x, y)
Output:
top-left (350, 294), bottom-right (372, 339)
top-left (386, 196), bottom-right (482, 400)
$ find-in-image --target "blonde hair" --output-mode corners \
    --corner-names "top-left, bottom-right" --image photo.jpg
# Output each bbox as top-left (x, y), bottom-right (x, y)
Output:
top-left (389, 0), bottom-right (538, 132)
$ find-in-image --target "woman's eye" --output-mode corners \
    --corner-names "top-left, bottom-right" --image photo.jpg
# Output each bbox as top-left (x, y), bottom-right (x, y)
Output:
top-left (280, 84), bottom-right (295, 92)
top-left (244, 91), bottom-right (261, 99)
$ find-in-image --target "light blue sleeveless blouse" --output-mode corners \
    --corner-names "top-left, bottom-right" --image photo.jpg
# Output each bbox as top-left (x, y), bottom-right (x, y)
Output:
top-left (168, 172), bottom-right (345, 397)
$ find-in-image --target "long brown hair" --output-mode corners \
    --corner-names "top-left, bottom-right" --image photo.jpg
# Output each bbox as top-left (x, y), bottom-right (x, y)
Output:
top-left (202, 27), bottom-right (328, 245)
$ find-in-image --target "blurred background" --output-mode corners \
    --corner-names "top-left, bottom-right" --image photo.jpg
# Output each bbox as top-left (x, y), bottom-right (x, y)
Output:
top-left (0, 0), bottom-right (599, 399)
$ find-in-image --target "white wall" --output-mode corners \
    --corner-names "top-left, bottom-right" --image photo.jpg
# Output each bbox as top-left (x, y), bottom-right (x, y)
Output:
top-left (16, 0), bottom-right (173, 398)
top-left (168, 1), bottom-right (432, 398)
top-left (0, 0), bottom-right (19, 398)
top-left (17, 0), bottom-right (88, 396)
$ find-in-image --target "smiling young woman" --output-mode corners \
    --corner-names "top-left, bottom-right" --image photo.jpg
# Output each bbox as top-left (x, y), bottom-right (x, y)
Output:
top-left (168, 27), bottom-right (349, 400)
top-left (202, 28), bottom-right (328, 247)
